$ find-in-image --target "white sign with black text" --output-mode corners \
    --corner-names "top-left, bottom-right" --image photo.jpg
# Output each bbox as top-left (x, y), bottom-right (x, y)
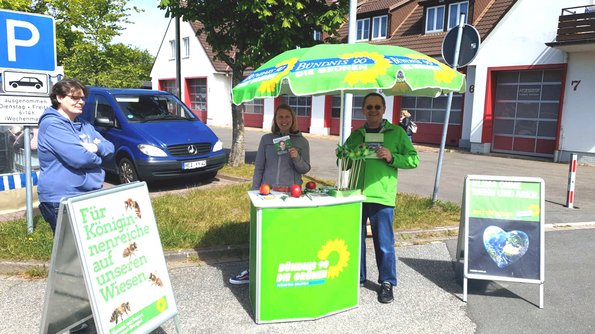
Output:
top-left (0, 94), bottom-right (49, 125)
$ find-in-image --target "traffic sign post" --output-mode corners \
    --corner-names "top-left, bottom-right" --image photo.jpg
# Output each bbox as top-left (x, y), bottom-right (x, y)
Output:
top-left (1, 9), bottom-right (58, 233)
top-left (432, 14), bottom-right (481, 204)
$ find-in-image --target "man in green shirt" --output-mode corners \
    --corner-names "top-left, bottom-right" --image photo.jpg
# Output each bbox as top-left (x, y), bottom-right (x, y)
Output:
top-left (344, 92), bottom-right (419, 303)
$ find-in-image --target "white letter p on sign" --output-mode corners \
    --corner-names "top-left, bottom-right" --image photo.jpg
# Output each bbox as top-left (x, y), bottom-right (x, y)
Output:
top-left (6, 19), bottom-right (40, 61)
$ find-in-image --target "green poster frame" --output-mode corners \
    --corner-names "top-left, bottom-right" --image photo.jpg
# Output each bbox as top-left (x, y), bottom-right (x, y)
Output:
top-left (39, 182), bottom-right (181, 333)
top-left (247, 191), bottom-right (364, 323)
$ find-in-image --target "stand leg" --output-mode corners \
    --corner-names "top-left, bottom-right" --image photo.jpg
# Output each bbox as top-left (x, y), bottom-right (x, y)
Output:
top-left (174, 314), bottom-right (182, 334)
top-left (463, 277), bottom-right (468, 302)
top-left (539, 283), bottom-right (544, 309)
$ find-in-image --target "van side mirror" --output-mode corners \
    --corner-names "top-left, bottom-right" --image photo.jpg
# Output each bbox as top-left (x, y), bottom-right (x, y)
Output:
top-left (95, 117), bottom-right (114, 127)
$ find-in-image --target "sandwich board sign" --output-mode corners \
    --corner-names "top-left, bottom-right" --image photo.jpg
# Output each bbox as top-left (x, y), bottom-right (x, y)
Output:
top-left (456, 175), bottom-right (545, 308)
top-left (40, 182), bottom-right (180, 333)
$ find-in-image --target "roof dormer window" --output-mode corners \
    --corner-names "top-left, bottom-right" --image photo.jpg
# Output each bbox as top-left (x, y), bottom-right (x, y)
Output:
top-left (357, 14), bottom-right (388, 41)
top-left (356, 18), bottom-right (370, 41)
top-left (448, 1), bottom-right (469, 29)
top-left (426, 5), bottom-right (445, 33)
top-left (425, 1), bottom-right (470, 34)
top-left (372, 15), bottom-right (388, 40)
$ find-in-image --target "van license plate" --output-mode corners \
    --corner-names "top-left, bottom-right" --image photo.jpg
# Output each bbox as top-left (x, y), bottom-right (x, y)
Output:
top-left (183, 160), bottom-right (207, 169)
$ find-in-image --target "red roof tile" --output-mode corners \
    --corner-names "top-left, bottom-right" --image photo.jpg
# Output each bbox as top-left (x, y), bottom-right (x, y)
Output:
top-left (340, 0), bottom-right (517, 59)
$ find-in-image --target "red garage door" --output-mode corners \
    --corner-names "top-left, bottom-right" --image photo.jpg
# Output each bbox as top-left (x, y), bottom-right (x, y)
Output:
top-left (492, 69), bottom-right (562, 158)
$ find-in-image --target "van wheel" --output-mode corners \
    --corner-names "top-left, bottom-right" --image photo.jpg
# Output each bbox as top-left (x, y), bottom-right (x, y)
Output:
top-left (118, 158), bottom-right (138, 184)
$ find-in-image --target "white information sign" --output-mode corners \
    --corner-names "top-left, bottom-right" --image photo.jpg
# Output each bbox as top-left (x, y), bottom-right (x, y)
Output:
top-left (0, 94), bottom-right (49, 125)
top-left (40, 182), bottom-right (180, 334)
top-left (2, 70), bottom-right (49, 94)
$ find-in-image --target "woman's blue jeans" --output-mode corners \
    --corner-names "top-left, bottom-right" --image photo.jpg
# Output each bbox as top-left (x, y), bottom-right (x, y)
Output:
top-left (360, 202), bottom-right (397, 286)
top-left (39, 202), bottom-right (60, 235)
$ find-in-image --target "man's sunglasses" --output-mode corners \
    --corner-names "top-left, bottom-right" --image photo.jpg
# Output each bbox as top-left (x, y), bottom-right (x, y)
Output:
top-left (365, 105), bottom-right (383, 110)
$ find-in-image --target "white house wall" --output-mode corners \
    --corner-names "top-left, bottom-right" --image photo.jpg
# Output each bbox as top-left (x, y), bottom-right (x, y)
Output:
top-left (558, 52), bottom-right (595, 163)
top-left (150, 21), bottom-right (233, 127)
top-left (464, 0), bottom-right (584, 154)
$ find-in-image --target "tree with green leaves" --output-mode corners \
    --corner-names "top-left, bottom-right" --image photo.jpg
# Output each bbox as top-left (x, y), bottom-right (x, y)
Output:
top-left (159, 0), bottom-right (348, 166)
top-left (0, 0), bottom-right (45, 12)
top-left (44, 0), bottom-right (153, 87)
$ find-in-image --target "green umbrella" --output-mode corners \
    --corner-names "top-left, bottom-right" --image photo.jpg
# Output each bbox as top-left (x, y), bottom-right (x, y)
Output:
top-left (232, 42), bottom-right (465, 105)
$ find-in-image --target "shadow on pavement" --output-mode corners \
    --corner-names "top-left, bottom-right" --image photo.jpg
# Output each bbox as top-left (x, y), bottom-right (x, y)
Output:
top-left (399, 257), bottom-right (461, 296)
top-left (216, 262), bottom-right (255, 322)
top-left (464, 280), bottom-right (537, 306)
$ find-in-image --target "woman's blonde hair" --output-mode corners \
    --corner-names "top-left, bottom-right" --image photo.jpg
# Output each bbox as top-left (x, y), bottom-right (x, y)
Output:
top-left (271, 104), bottom-right (298, 133)
top-left (401, 109), bottom-right (411, 118)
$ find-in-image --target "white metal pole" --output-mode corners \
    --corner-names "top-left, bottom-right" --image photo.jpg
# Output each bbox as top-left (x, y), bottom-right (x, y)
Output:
top-left (337, 0), bottom-right (358, 188)
top-left (24, 127), bottom-right (34, 233)
top-left (340, 0), bottom-right (357, 145)
top-left (432, 14), bottom-right (465, 203)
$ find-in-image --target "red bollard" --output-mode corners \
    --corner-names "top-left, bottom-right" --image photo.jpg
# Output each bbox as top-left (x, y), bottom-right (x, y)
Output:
top-left (566, 153), bottom-right (577, 209)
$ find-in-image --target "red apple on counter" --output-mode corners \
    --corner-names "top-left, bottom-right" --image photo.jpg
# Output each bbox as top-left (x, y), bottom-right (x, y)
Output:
top-left (290, 184), bottom-right (302, 198)
top-left (259, 183), bottom-right (271, 195)
top-left (305, 181), bottom-right (317, 190)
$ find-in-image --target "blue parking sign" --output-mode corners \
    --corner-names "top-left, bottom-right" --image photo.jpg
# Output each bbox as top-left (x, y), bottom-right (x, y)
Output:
top-left (0, 10), bottom-right (56, 71)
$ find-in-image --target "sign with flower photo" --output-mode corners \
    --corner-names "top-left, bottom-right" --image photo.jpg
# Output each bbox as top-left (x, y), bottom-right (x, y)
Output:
top-left (40, 182), bottom-right (179, 334)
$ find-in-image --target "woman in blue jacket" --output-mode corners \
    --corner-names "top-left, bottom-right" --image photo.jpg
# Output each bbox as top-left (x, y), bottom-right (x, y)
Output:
top-left (37, 78), bottom-right (114, 234)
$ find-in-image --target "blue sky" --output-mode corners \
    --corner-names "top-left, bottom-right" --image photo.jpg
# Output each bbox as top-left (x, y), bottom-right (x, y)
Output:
top-left (112, 0), bottom-right (171, 56)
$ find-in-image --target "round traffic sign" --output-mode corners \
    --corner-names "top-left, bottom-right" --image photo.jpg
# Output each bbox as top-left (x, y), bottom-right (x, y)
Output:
top-left (441, 24), bottom-right (481, 68)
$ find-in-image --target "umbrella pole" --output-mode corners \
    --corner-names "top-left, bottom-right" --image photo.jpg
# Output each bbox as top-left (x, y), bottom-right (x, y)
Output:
top-left (338, 92), bottom-right (354, 189)
top-left (338, 93), bottom-right (345, 188)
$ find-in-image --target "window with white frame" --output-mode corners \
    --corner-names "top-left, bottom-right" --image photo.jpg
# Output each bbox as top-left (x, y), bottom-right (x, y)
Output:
top-left (448, 1), bottom-right (469, 30)
top-left (401, 94), bottom-right (463, 125)
top-left (242, 99), bottom-right (264, 114)
top-left (425, 5), bottom-right (445, 33)
top-left (169, 40), bottom-right (176, 59)
top-left (372, 15), bottom-right (388, 40)
top-left (280, 95), bottom-right (311, 117)
top-left (182, 37), bottom-right (190, 58)
top-left (356, 18), bottom-right (370, 41)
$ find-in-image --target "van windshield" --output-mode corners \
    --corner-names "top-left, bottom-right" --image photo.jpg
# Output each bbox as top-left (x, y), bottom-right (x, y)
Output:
top-left (114, 94), bottom-right (197, 122)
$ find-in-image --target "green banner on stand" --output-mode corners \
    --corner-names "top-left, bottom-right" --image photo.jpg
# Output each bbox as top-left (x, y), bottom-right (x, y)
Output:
top-left (248, 191), bottom-right (363, 323)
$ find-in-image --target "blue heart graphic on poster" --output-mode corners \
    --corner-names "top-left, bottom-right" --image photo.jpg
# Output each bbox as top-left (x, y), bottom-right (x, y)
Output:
top-left (483, 226), bottom-right (529, 268)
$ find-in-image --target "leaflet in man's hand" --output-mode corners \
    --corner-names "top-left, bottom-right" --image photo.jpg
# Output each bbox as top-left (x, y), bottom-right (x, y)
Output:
top-left (364, 133), bottom-right (384, 159)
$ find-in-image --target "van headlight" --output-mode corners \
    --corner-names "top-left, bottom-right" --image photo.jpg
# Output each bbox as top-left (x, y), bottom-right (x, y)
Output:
top-left (213, 140), bottom-right (223, 152)
top-left (138, 144), bottom-right (168, 157)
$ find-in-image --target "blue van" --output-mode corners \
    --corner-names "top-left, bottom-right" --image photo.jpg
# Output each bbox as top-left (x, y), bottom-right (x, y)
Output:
top-left (81, 87), bottom-right (225, 183)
